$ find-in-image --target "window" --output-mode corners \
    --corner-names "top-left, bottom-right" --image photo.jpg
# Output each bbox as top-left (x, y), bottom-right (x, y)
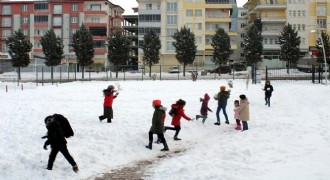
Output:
top-left (195, 36), bottom-right (202, 44)
top-left (2, 30), bottom-right (11, 38)
top-left (23, 17), bottom-right (29, 24)
top-left (167, 15), bottom-right (177, 25)
top-left (35, 29), bottom-right (47, 36)
top-left (317, 19), bottom-right (326, 28)
top-left (72, 4), bottom-right (78, 11)
top-left (22, 5), bottom-right (28, 11)
top-left (297, 10), bottom-right (301, 17)
top-left (264, 38), bottom-right (268, 44)
top-left (186, 10), bottom-right (193, 17)
top-left (34, 41), bottom-right (41, 48)
top-left (297, 24), bottom-right (301, 31)
top-left (34, 3), bottom-right (49, 11)
top-left (302, 24), bottom-right (305, 31)
top-left (186, 23), bottom-right (193, 29)
top-left (53, 5), bottom-right (62, 14)
top-left (167, 2), bottom-right (177, 12)
top-left (293, 11), bottom-right (296, 17)
top-left (139, 14), bottom-right (161, 22)
top-left (54, 29), bottom-right (62, 37)
top-left (195, 9), bottom-right (202, 17)
top-left (91, 17), bottom-right (100, 23)
top-left (317, 6), bottom-right (326, 16)
top-left (195, 23), bottom-right (202, 30)
top-left (2, 5), bottom-right (11, 14)
top-left (289, 10), bottom-right (292, 17)
top-left (91, 4), bottom-right (101, 11)
top-left (302, 10), bottom-right (305, 17)
top-left (2, 18), bottom-right (11, 27)
top-left (34, 15), bottom-right (48, 23)
top-left (146, 4), bottom-right (152, 10)
top-left (166, 41), bottom-right (175, 51)
top-left (293, 24), bottom-right (296, 30)
top-left (94, 40), bottom-right (105, 48)
top-left (22, 29), bottom-right (28, 36)
top-left (167, 28), bottom-right (177, 36)
top-left (71, 16), bottom-right (78, 23)
top-left (157, 4), bottom-right (161, 10)
top-left (205, 37), bottom-right (212, 45)
top-left (53, 17), bottom-right (62, 26)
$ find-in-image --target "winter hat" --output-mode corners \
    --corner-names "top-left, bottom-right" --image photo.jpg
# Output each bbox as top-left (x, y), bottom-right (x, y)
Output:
top-left (176, 99), bottom-right (186, 106)
top-left (204, 93), bottom-right (210, 101)
top-left (220, 86), bottom-right (226, 92)
top-left (44, 115), bottom-right (55, 126)
top-left (152, 99), bottom-right (161, 106)
top-left (107, 85), bottom-right (115, 90)
top-left (239, 94), bottom-right (247, 100)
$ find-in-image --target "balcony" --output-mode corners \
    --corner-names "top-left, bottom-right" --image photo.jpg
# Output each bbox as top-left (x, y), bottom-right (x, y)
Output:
top-left (260, 16), bottom-right (286, 23)
top-left (205, 0), bottom-right (236, 4)
top-left (205, 17), bottom-right (231, 23)
top-left (84, 9), bottom-right (106, 15)
top-left (255, 3), bottom-right (286, 10)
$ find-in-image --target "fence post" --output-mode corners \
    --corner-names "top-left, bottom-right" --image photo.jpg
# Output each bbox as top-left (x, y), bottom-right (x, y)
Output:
top-left (67, 67), bottom-right (70, 82)
top-left (36, 67), bottom-right (38, 86)
top-left (60, 66), bottom-right (62, 84)
top-left (89, 69), bottom-right (91, 81)
top-left (318, 65), bottom-right (321, 84)
top-left (74, 64), bottom-right (77, 81)
top-left (42, 67), bottom-right (44, 86)
top-left (159, 65), bottom-right (162, 81)
top-left (312, 64), bottom-right (315, 84)
top-left (266, 66), bottom-right (268, 81)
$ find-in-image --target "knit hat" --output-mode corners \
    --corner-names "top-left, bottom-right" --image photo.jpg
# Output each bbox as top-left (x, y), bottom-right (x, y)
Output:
top-left (107, 85), bottom-right (114, 90)
top-left (220, 86), bottom-right (226, 92)
top-left (176, 99), bottom-right (186, 106)
top-left (152, 99), bottom-right (161, 106)
top-left (239, 94), bottom-right (247, 100)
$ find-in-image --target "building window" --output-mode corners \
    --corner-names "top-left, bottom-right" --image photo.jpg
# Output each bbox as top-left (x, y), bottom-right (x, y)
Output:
top-left (264, 38), bottom-right (268, 44)
top-left (34, 15), bottom-right (48, 23)
top-left (53, 5), bottom-right (62, 14)
top-left (139, 14), bottom-right (161, 22)
top-left (2, 5), bottom-right (11, 14)
top-left (293, 11), bottom-right (296, 17)
top-left (195, 9), bottom-right (202, 17)
top-left (72, 4), bottom-right (78, 11)
top-left (94, 40), bottom-right (105, 48)
top-left (317, 19), bottom-right (327, 28)
top-left (35, 29), bottom-right (48, 36)
top-left (71, 16), bottom-right (78, 23)
top-left (167, 2), bottom-right (177, 12)
top-left (297, 10), bottom-right (301, 17)
top-left (166, 41), bottom-right (175, 51)
top-left (34, 3), bottom-right (49, 11)
top-left (23, 17), bottom-right (29, 24)
top-left (195, 36), bottom-right (202, 44)
top-left (22, 5), bottom-right (28, 11)
top-left (293, 24), bottom-right (296, 30)
top-left (91, 17), bottom-right (100, 23)
top-left (186, 23), bottom-right (193, 29)
top-left (289, 10), bottom-right (292, 17)
top-left (205, 37), bottom-right (212, 45)
top-left (186, 10), bottom-right (193, 17)
top-left (157, 4), bottom-right (161, 10)
top-left (317, 6), bottom-right (326, 16)
top-left (2, 18), bottom-right (12, 27)
top-left (167, 28), bottom-right (177, 36)
top-left (297, 24), bottom-right (301, 31)
top-left (2, 30), bottom-right (12, 38)
top-left (167, 15), bottom-right (177, 25)
top-left (53, 17), bottom-right (62, 26)
top-left (146, 4), bottom-right (152, 10)
top-left (22, 29), bottom-right (28, 36)
top-left (34, 41), bottom-right (41, 48)
top-left (302, 24), bottom-right (305, 31)
top-left (54, 29), bottom-right (62, 37)
top-left (195, 23), bottom-right (202, 30)
top-left (90, 4), bottom-right (101, 11)
top-left (302, 10), bottom-right (305, 17)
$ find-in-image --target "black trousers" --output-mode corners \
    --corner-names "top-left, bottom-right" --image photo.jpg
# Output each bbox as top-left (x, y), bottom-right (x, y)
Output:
top-left (242, 121), bottom-right (248, 130)
top-left (165, 125), bottom-right (181, 137)
top-left (236, 119), bottom-right (241, 125)
top-left (265, 96), bottom-right (271, 106)
top-left (47, 145), bottom-right (77, 169)
top-left (148, 131), bottom-right (167, 144)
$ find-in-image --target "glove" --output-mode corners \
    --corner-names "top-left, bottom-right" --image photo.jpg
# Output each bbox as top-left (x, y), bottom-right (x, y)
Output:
top-left (116, 92), bottom-right (119, 96)
top-left (190, 118), bottom-right (195, 121)
top-left (43, 144), bottom-right (48, 150)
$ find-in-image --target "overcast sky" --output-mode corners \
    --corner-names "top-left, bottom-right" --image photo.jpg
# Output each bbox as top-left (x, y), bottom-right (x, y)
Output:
top-left (112, 0), bottom-right (248, 15)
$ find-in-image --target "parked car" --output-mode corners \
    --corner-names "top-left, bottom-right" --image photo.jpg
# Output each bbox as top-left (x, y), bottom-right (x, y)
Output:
top-left (168, 66), bottom-right (180, 73)
top-left (231, 63), bottom-right (246, 71)
top-left (209, 66), bottom-right (231, 74)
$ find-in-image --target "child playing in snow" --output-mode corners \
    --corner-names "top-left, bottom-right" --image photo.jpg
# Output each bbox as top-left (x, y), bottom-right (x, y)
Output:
top-left (234, 100), bottom-right (241, 130)
top-left (99, 85), bottom-right (119, 123)
top-left (164, 99), bottom-right (193, 141)
top-left (196, 93), bottom-right (212, 124)
top-left (234, 95), bottom-right (250, 131)
top-left (145, 100), bottom-right (169, 151)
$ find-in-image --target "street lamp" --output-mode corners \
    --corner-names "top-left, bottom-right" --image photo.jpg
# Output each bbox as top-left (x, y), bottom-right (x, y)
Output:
top-left (311, 29), bottom-right (328, 86)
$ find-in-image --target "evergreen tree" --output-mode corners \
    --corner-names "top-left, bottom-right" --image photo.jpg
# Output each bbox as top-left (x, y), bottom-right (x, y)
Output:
top-left (71, 24), bottom-right (95, 79)
top-left (40, 29), bottom-right (64, 83)
top-left (172, 26), bottom-right (197, 76)
top-left (278, 23), bottom-right (301, 73)
top-left (5, 29), bottom-right (33, 80)
top-left (315, 31), bottom-right (330, 65)
top-left (243, 24), bottom-right (263, 66)
top-left (211, 28), bottom-right (233, 73)
top-left (107, 30), bottom-right (131, 78)
top-left (142, 29), bottom-right (161, 77)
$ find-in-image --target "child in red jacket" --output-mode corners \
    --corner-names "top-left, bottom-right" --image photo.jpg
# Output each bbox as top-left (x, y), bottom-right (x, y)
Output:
top-left (99, 85), bottom-right (119, 123)
top-left (164, 99), bottom-right (193, 140)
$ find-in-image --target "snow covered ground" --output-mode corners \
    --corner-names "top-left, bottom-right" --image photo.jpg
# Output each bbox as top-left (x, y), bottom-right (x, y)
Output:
top-left (0, 79), bottom-right (329, 180)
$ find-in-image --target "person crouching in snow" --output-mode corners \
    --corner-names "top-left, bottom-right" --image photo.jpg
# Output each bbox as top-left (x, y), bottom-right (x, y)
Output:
top-left (43, 116), bottom-right (79, 172)
top-left (233, 100), bottom-right (241, 130)
top-left (145, 100), bottom-right (169, 151)
top-left (196, 93), bottom-right (212, 124)
top-left (234, 95), bottom-right (250, 131)
top-left (99, 85), bottom-right (119, 123)
top-left (164, 99), bottom-right (193, 141)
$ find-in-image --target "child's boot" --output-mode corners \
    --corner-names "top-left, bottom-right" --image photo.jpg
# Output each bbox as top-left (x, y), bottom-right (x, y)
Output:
top-left (145, 142), bottom-right (152, 150)
top-left (161, 142), bottom-right (169, 151)
top-left (107, 118), bottom-right (112, 123)
top-left (196, 115), bottom-right (201, 120)
top-left (173, 135), bottom-right (181, 141)
top-left (72, 165), bottom-right (79, 173)
top-left (235, 124), bottom-right (242, 130)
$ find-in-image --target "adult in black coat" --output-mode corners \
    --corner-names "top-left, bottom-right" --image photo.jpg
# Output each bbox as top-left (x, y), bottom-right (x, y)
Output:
top-left (43, 115), bottom-right (79, 172)
top-left (263, 80), bottom-right (274, 107)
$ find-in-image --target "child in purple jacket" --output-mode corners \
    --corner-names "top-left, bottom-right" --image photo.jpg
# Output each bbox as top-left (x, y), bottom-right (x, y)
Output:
top-left (196, 93), bottom-right (213, 123)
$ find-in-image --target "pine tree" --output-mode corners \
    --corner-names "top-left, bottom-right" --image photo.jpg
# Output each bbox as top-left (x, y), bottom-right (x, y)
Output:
top-left (71, 24), bottom-right (95, 79)
top-left (243, 25), bottom-right (263, 66)
top-left (142, 29), bottom-right (161, 77)
top-left (315, 31), bottom-right (330, 65)
top-left (172, 26), bottom-right (197, 76)
top-left (40, 29), bottom-right (64, 83)
top-left (107, 30), bottom-right (131, 78)
top-left (211, 28), bottom-right (233, 73)
top-left (5, 29), bottom-right (33, 80)
top-left (278, 23), bottom-right (301, 73)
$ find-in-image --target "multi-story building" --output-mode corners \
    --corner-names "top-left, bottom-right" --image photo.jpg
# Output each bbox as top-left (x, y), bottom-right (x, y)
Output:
top-left (236, 7), bottom-right (247, 62)
top-left (0, 0), bottom-right (124, 71)
top-left (244, 0), bottom-right (329, 68)
top-left (122, 14), bottom-right (139, 67)
top-left (137, 0), bottom-right (238, 72)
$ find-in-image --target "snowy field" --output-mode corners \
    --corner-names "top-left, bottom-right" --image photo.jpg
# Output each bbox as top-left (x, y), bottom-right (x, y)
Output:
top-left (0, 79), bottom-right (329, 180)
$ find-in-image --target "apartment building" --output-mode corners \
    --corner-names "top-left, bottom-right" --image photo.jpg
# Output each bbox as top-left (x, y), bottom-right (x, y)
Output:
top-left (236, 7), bottom-right (247, 62)
top-left (0, 0), bottom-right (124, 70)
top-left (137, 0), bottom-right (238, 72)
top-left (122, 15), bottom-right (139, 67)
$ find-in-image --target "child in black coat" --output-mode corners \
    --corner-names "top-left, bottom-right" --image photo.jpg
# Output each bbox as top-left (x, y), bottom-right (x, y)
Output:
top-left (43, 115), bottom-right (79, 172)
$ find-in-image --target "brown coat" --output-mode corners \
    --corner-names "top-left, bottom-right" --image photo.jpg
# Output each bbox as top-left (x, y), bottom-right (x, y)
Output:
top-left (234, 99), bottom-right (249, 121)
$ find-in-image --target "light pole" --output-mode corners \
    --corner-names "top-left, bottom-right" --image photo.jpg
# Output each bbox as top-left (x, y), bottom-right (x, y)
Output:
top-left (311, 29), bottom-right (327, 86)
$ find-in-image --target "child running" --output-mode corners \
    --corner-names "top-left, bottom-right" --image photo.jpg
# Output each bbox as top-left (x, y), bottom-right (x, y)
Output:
top-left (99, 85), bottom-right (119, 123)
top-left (196, 93), bottom-right (213, 124)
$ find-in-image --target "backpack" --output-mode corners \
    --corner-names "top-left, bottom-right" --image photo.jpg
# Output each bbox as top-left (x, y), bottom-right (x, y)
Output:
top-left (53, 114), bottom-right (74, 138)
top-left (168, 107), bottom-right (177, 117)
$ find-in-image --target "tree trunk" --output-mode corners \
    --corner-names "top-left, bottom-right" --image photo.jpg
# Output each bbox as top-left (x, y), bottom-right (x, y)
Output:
top-left (149, 66), bottom-right (152, 77)
top-left (183, 64), bottom-right (186, 77)
top-left (17, 67), bottom-right (21, 80)
top-left (286, 60), bottom-right (290, 74)
top-left (51, 66), bottom-right (54, 84)
top-left (82, 66), bottom-right (85, 79)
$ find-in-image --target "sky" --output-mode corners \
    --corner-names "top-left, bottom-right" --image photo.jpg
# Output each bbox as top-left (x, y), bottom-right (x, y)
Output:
top-left (112, 0), bottom-right (248, 15)
top-left (0, 73), bottom-right (330, 180)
